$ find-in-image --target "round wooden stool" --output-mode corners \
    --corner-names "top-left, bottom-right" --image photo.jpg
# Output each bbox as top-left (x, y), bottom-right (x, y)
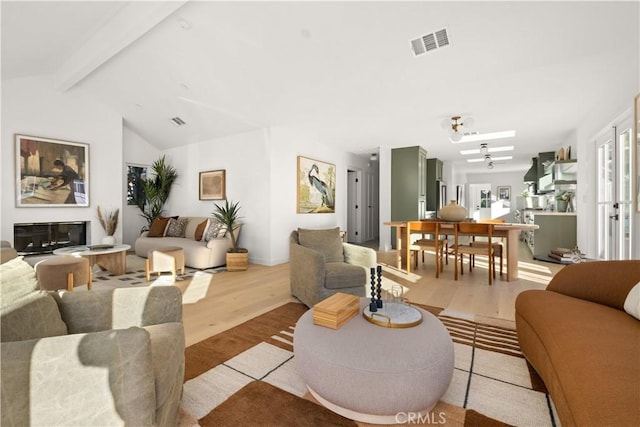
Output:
top-left (35, 256), bottom-right (92, 291)
top-left (146, 246), bottom-right (185, 281)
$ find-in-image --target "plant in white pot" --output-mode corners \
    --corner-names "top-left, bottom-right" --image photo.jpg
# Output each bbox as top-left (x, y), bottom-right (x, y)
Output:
top-left (97, 206), bottom-right (119, 245)
top-left (212, 199), bottom-right (247, 271)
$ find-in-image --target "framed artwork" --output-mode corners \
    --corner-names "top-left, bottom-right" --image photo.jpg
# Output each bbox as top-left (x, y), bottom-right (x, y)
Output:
top-left (297, 156), bottom-right (336, 213)
top-left (15, 134), bottom-right (89, 207)
top-left (126, 164), bottom-right (148, 206)
top-left (497, 186), bottom-right (511, 201)
top-left (199, 169), bottom-right (226, 200)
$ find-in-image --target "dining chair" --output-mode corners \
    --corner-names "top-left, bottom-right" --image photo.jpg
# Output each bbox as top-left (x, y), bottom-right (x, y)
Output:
top-left (406, 220), bottom-right (444, 277)
top-left (470, 219), bottom-right (505, 278)
top-left (453, 222), bottom-right (495, 285)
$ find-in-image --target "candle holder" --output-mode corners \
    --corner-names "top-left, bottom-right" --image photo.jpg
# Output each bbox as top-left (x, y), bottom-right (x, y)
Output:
top-left (369, 267), bottom-right (377, 312)
top-left (376, 265), bottom-right (383, 308)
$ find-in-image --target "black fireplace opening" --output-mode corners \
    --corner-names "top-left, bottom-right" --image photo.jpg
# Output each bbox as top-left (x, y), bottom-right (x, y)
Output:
top-left (14, 221), bottom-right (88, 255)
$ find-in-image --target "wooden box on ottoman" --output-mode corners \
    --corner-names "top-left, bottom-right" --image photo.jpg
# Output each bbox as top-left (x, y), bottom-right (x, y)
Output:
top-left (313, 292), bottom-right (359, 329)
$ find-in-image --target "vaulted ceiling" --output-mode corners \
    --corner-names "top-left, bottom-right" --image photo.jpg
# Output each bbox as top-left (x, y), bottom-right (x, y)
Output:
top-left (3, 1), bottom-right (639, 172)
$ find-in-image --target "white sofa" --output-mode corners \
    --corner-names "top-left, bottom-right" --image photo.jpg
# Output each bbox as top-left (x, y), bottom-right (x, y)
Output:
top-left (134, 216), bottom-right (239, 269)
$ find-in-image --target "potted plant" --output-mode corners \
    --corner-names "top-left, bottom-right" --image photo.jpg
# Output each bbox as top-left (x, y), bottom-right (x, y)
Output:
top-left (555, 191), bottom-right (572, 212)
top-left (133, 156), bottom-right (179, 231)
top-left (212, 199), bottom-right (247, 271)
top-left (96, 206), bottom-right (119, 245)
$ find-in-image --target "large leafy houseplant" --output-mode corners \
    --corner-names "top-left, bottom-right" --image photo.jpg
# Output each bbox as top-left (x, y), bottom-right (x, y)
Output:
top-left (134, 156), bottom-right (179, 230)
top-left (211, 199), bottom-right (245, 253)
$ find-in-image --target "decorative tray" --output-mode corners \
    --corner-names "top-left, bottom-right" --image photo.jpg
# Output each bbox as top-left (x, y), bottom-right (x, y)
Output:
top-left (362, 302), bottom-right (422, 328)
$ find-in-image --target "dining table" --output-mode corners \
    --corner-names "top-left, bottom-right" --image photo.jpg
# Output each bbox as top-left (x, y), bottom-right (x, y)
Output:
top-left (384, 221), bottom-right (539, 282)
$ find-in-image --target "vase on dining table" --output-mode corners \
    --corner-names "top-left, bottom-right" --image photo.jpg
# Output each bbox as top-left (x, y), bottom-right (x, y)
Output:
top-left (439, 200), bottom-right (466, 222)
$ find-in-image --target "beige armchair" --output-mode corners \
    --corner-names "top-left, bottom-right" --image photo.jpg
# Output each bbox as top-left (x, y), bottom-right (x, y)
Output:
top-left (290, 227), bottom-right (377, 307)
top-left (1, 256), bottom-right (185, 426)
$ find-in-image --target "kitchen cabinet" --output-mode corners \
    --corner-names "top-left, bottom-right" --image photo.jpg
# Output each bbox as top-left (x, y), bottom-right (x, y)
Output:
top-left (426, 158), bottom-right (444, 212)
top-left (391, 146), bottom-right (428, 246)
top-left (529, 212), bottom-right (577, 257)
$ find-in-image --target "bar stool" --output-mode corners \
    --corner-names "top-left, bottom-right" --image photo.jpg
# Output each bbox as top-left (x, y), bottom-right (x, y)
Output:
top-left (35, 256), bottom-right (92, 291)
top-left (146, 246), bottom-right (185, 281)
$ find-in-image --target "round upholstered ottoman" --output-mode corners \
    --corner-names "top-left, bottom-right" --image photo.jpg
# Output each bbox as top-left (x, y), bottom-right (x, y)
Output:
top-left (146, 246), bottom-right (185, 281)
top-left (35, 256), bottom-right (92, 291)
top-left (294, 298), bottom-right (454, 424)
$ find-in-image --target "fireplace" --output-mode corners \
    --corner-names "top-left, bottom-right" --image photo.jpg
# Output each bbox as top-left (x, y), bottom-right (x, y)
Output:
top-left (14, 221), bottom-right (88, 255)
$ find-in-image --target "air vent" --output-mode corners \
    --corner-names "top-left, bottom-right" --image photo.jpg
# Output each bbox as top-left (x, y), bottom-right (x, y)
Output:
top-left (170, 116), bottom-right (186, 126)
top-left (410, 28), bottom-right (450, 57)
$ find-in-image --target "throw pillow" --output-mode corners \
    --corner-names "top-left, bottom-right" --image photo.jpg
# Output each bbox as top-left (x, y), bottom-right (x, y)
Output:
top-left (624, 282), bottom-right (640, 320)
top-left (0, 257), bottom-right (68, 342)
top-left (147, 216), bottom-right (170, 237)
top-left (165, 217), bottom-right (188, 238)
top-left (297, 227), bottom-right (344, 263)
top-left (203, 221), bottom-right (224, 242)
top-left (194, 219), bottom-right (209, 241)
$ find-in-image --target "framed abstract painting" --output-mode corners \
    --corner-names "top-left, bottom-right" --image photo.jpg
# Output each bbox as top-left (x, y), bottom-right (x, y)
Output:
top-left (199, 169), bottom-right (226, 200)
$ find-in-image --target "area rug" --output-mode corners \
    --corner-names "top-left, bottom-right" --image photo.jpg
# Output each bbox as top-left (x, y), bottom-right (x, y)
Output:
top-left (87, 255), bottom-right (226, 289)
top-left (180, 302), bottom-right (559, 426)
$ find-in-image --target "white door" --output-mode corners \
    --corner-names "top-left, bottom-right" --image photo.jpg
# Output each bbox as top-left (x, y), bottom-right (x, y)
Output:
top-left (596, 116), bottom-right (634, 260)
top-left (468, 183), bottom-right (491, 220)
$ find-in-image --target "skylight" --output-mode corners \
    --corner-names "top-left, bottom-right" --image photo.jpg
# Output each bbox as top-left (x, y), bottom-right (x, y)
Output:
top-left (467, 155), bottom-right (513, 163)
top-left (451, 130), bottom-right (516, 144)
top-left (460, 145), bottom-right (514, 155)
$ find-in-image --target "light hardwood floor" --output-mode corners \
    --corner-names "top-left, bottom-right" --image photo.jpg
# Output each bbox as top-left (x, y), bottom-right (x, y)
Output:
top-left (180, 241), bottom-right (564, 346)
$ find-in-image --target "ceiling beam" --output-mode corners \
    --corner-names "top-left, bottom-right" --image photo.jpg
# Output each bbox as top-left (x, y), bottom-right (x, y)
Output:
top-left (54, 1), bottom-right (188, 92)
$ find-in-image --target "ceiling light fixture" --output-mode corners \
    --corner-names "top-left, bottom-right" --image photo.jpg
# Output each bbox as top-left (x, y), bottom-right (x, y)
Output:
top-left (370, 153), bottom-right (378, 161)
top-left (451, 130), bottom-right (516, 144)
top-left (443, 115), bottom-right (474, 143)
top-left (487, 161), bottom-right (494, 170)
top-left (480, 143), bottom-right (489, 156)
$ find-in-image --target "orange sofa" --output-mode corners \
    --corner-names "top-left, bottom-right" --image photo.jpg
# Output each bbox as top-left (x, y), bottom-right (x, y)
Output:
top-left (515, 260), bottom-right (640, 427)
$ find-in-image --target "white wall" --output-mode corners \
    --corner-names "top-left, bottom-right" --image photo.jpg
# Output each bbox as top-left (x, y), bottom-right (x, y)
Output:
top-left (156, 126), bottom-right (366, 266)
top-left (1, 75), bottom-right (123, 245)
top-left (122, 126), bottom-right (160, 246)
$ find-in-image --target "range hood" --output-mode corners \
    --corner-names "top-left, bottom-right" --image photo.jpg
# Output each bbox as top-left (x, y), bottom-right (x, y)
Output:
top-left (523, 158), bottom-right (537, 182)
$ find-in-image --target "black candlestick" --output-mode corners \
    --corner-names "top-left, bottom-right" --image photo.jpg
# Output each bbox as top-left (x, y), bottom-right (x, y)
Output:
top-left (369, 267), bottom-right (377, 312)
top-left (376, 265), bottom-right (383, 308)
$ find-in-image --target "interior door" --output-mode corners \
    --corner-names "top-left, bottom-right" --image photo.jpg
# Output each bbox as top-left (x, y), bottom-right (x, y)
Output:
top-left (468, 183), bottom-right (491, 220)
top-left (347, 171), bottom-right (359, 243)
top-left (365, 171), bottom-right (379, 242)
top-left (596, 116), bottom-right (634, 260)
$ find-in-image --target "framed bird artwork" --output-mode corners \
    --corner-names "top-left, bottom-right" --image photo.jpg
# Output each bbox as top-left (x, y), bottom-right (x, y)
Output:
top-left (297, 156), bottom-right (336, 213)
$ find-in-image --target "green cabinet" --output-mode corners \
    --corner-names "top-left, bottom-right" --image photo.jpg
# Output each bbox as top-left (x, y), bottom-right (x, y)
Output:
top-left (391, 147), bottom-right (428, 245)
top-left (532, 213), bottom-right (577, 257)
top-left (426, 158), bottom-right (443, 211)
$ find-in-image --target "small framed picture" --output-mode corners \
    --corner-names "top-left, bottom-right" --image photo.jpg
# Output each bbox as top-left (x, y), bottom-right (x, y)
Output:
top-left (199, 170), bottom-right (226, 200)
top-left (497, 186), bottom-right (511, 201)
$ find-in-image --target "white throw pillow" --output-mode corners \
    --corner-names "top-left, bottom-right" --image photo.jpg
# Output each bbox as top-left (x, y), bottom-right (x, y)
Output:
top-left (623, 282), bottom-right (640, 320)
